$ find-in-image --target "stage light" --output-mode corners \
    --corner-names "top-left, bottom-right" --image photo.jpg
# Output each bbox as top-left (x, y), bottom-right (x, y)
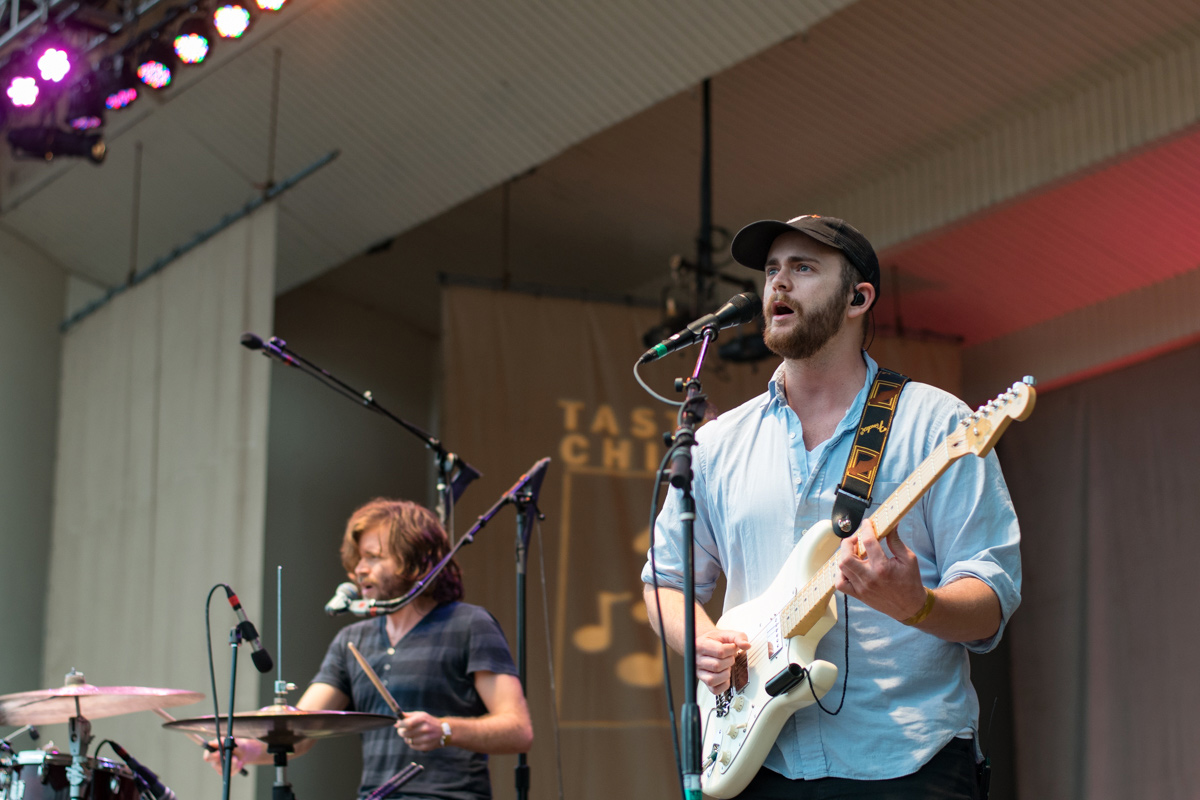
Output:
top-left (106, 85), bottom-right (138, 109)
top-left (136, 41), bottom-right (176, 89)
top-left (67, 79), bottom-right (105, 131)
top-left (213, 2), bottom-right (255, 38)
top-left (255, 0), bottom-right (287, 10)
top-left (174, 17), bottom-right (214, 65)
top-left (5, 75), bottom-right (38, 108)
top-left (7, 126), bottom-right (106, 164)
top-left (101, 59), bottom-right (140, 110)
top-left (36, 47), bottom-right (71, 83)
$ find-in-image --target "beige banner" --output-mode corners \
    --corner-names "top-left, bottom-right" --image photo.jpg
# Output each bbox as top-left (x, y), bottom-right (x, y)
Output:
top-left (441, 286), bottom-right (959, 799)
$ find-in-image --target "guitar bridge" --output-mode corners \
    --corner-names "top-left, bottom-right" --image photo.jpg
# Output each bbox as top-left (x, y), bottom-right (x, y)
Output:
top-left (715, 688), bottom-right (731, 718)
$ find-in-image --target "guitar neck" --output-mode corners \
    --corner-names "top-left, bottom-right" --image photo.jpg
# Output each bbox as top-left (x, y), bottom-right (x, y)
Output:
top-left (779, 439), bottom-right (958, 638)
top-left (864, 438), bottom-right (957, 543)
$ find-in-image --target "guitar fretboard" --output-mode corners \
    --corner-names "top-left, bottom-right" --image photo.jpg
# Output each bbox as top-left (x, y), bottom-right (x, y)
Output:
top-left (778, 434), bottom-right (968, 639)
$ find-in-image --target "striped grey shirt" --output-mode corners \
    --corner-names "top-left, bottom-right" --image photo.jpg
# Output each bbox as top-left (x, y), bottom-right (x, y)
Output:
top-left (314, 601), bottom-right (518, 799)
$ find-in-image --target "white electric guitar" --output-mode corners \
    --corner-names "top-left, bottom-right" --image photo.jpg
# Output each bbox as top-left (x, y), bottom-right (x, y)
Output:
top-left (697, 378), bottom-right (1036, 799)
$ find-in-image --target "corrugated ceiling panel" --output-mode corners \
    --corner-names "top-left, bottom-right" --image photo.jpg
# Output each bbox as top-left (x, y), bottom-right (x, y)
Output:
top-left (0, 0), bottom-right (851, 298)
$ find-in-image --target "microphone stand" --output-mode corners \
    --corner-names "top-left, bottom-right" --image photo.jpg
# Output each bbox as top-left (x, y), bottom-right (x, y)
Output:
top-left (342, 458), bottom-right (552, 619)
top-left (665, 326), bottom-right (718, 800)
top-left (512, 475), bottom-right (546, 800)
top-left (221, 626), bottom-right (242, 800)
top-left (241, 334), bottom-right (481, 527)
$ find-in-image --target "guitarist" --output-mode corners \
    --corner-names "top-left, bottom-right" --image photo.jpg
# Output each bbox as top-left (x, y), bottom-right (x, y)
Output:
top-left (642, 215), bottom-right (1021, 799)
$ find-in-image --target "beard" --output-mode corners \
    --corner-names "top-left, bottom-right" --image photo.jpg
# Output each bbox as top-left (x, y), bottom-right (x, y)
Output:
top-left (365, 569), bottom-right (414, 602)
top-left (763, 287), bottom-right (847, 360)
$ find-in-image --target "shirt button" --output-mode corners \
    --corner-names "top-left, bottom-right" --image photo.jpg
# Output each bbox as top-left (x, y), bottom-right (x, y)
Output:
top-left (789, 432), bottom-right (796, 439)
top-left (383, 664), bottom-right (391, 671)
top-left (387, 648), bottom-right (395, 655)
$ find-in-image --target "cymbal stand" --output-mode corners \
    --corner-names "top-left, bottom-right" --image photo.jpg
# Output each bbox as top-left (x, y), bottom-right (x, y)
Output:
top-left (67, 696), bottom-right (92, 800)
top-left (268, 743), bottom-right (297, 800)
top-left (274, 566), bottom-right (298, 707)
top-left (270, 566), bottom-right (299, 800)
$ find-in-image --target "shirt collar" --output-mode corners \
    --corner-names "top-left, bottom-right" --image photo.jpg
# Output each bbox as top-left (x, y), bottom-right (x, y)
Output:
top-left (765, 352), bottom-right (880, 434)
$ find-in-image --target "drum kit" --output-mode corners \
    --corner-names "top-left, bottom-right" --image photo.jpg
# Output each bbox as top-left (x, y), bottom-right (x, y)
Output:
top-left (0, 670), bottom-right (396, 799)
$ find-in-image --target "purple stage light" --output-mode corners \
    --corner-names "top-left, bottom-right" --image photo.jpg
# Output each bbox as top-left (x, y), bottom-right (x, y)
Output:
top-left (6, 76), bottom-right (39, 108)
top-left (37, 48), bottom-right (71, 83)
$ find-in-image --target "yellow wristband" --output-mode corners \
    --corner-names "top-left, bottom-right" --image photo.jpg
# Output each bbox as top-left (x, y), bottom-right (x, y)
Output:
top-left (901, 587), bottom-right (936, 626)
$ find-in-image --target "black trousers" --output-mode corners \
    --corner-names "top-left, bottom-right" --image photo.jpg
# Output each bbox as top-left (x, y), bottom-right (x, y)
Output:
top-left (737, 737), bottom-right (981, 800)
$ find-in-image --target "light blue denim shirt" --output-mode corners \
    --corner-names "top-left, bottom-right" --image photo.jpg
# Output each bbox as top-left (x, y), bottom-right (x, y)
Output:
top-left (641, 353), bottom-right (1022, 780)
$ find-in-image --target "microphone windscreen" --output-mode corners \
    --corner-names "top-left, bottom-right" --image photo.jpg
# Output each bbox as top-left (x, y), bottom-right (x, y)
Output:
top-left (251, 649), bottom-right (274, 674)
top-left (240, 332), bottom-right (264, 350)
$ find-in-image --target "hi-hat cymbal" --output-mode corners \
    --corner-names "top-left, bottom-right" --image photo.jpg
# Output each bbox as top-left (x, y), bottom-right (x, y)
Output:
top-left (0, 672), bottom-right (203, 726)
top-left (163, 705), bottom-right (396, 747)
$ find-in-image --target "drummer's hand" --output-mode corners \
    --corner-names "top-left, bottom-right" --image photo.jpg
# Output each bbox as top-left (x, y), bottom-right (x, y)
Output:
top-left (203, 737), bottom-right (260, 774)
top-left (395, 711), bottom-right (445, 751)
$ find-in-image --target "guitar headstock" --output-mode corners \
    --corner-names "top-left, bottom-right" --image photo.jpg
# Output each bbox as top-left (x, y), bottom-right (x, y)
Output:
top-left (947, 377), bottom-right (1037, 458)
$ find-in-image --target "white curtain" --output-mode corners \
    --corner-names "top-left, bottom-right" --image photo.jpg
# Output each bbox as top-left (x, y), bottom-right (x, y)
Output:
top-left (42, 205), bottom-right (276, 800)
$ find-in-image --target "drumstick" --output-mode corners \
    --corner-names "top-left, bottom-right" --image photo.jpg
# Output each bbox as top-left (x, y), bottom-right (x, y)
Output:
top-left (347, 641), bottom-right (405, 719)
top-left (153, 707), bottom-right (249, 776)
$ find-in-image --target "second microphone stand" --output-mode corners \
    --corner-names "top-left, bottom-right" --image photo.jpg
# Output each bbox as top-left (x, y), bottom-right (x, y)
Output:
top-left (512, 480), bottom-right (545, 800)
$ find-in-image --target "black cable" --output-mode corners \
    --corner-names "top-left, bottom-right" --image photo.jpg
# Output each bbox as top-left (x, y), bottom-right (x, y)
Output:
top-left (806, 593), bottom-right (850, 716)
top-left (647, 444), bottom-right (684, 800)
top-left (93, 739), bottom-right (117, 760)
top-left (206, 583), bottom-right (228, 758)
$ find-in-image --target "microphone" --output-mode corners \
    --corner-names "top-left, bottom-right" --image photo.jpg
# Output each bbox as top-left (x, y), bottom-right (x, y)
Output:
top-left (223, 585), bottom-right (274, 673)
top-left (504, 457), bottom-right (551, 505)
top-left (110, 742), bottom-right (177, 800)
top-left (638, 292), bottom-right (761, 363)
top-left (240, 332), bottom-right (299, 367)
top-left (324, 582), bottom-right (360, 616)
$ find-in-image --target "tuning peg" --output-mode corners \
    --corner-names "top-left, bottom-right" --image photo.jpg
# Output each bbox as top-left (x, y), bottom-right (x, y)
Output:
top-left (1022, 375), bottom-right (1036, 387)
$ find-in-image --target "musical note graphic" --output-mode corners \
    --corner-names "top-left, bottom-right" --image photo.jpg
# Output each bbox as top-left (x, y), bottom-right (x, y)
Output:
top-left (616, 651), bottom-right (662, 687)
top-left (572, 591), bottom-right (632, 652)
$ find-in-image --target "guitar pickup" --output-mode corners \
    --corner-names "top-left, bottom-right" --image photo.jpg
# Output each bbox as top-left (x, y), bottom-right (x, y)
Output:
top-left (731, 650), bottom-right (749, 692)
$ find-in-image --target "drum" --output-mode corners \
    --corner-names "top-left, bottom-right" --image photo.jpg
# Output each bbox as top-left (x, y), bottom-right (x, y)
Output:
top-left (0, 750), bottom-right (140, 800)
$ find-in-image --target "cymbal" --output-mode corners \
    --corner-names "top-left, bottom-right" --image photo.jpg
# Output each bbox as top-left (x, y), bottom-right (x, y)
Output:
top-left (163, 705), bottom-right (397, 746)
top-left (0, 679), bottom-right (203, 726)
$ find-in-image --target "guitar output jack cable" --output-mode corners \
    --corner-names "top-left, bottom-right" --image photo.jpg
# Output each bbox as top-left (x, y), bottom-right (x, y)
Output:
top-left (806, 594), bottom-right (850, 716)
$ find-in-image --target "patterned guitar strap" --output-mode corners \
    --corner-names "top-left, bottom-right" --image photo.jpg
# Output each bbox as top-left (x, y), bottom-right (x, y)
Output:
top-left (830, 367), bottom-right (909, 538)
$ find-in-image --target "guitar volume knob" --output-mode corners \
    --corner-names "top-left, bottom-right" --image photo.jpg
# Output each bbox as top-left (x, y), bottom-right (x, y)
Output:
top-left (719, 749), bottom-right (732, 766)
top-left (733, 696), bottom-right (746, 711)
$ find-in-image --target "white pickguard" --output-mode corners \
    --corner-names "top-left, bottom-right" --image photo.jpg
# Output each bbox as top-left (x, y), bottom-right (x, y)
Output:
top-left (698, 520), bottom-right (844, 799)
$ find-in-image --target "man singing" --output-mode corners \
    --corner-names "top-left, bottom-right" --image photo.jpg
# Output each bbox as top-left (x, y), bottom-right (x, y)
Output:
top-left (643, 215), bottom-right (1021, 799)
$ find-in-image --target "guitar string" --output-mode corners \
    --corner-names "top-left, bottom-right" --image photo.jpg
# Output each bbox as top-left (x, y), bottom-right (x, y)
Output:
top-left (736, 442), bottom-right (953, 672)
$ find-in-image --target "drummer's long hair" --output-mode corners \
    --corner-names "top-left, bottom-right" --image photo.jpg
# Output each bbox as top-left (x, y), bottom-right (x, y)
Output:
top-left (340, 499), bottom-right (464, 605)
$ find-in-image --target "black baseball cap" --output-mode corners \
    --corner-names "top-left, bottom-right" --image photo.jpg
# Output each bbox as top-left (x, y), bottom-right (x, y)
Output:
top-left (730, 214), bottom-right (880, 297)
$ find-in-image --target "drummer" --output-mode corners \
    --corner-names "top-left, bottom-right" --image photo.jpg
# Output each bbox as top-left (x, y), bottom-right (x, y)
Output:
top-left (204, 498), bottom-right (533, 799)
